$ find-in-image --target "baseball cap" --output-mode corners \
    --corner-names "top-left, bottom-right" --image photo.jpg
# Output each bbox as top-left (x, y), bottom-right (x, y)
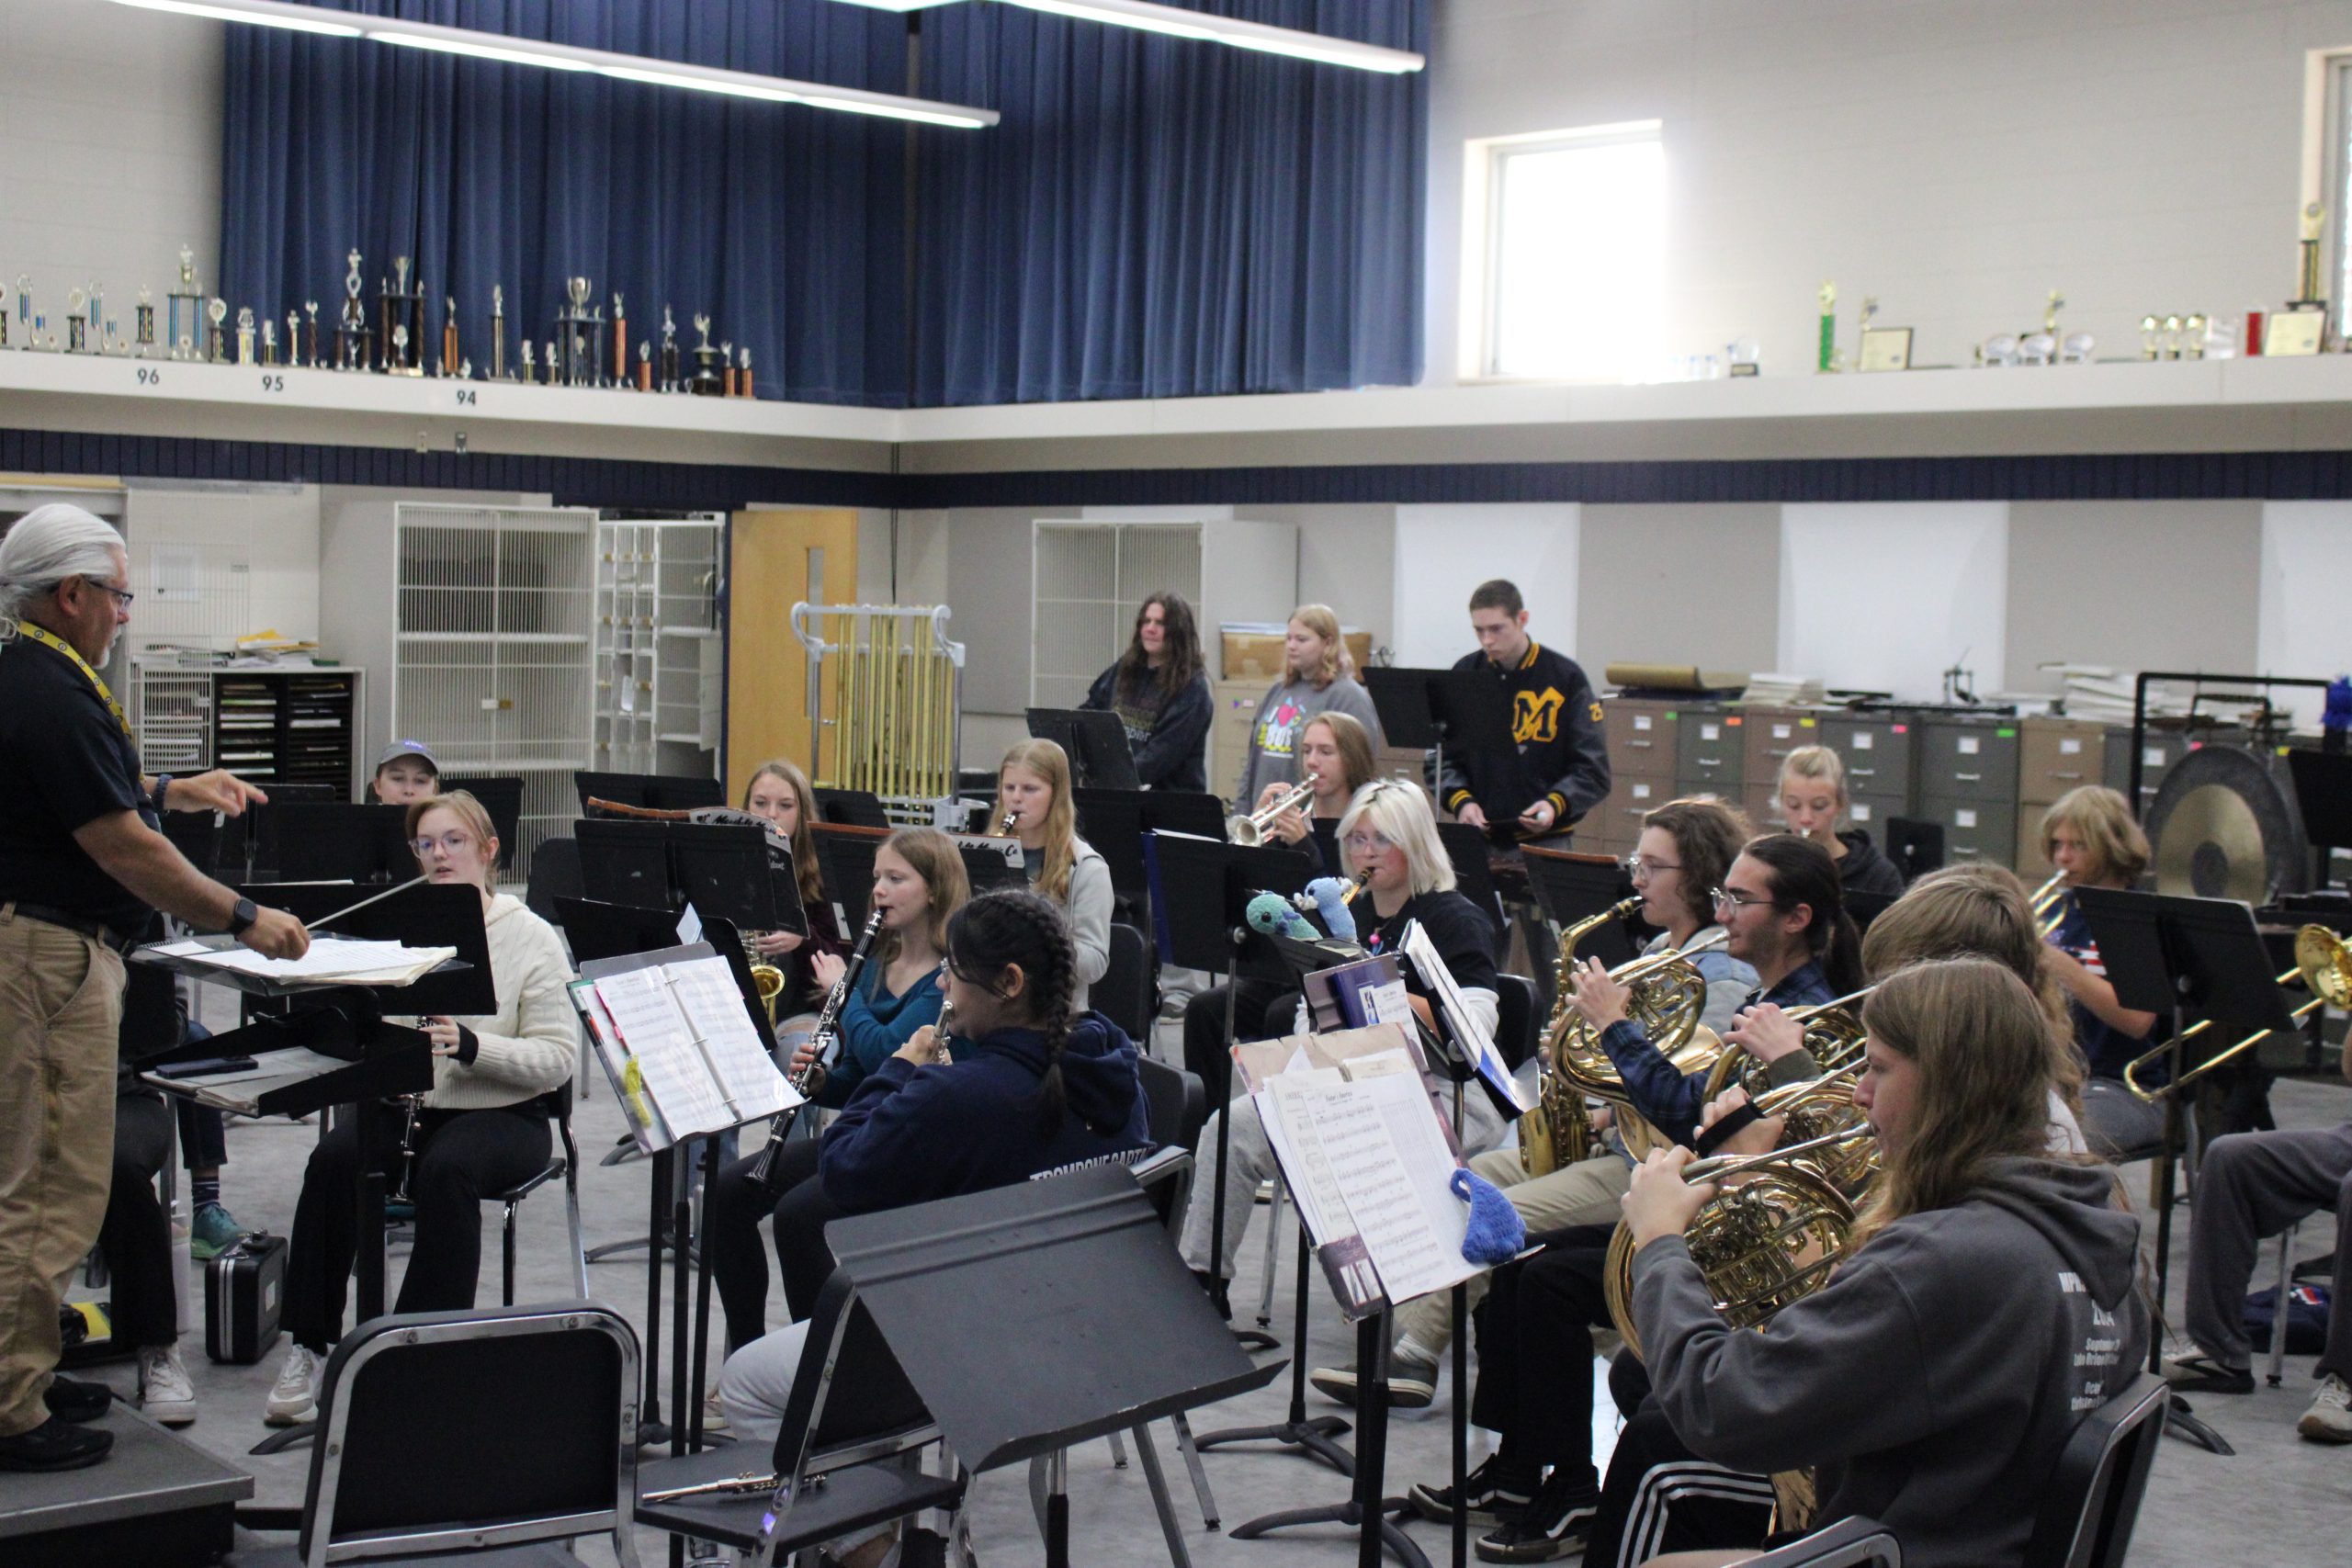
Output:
top-left (375, 739), bottom-right (440, 773)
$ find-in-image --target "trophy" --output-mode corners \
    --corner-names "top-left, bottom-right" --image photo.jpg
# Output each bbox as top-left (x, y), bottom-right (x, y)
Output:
top-left (720, 341), bottom-right (735, 396)
top-left (2297, 200), bottom-right (2326, 307)
top-left (490, 285), bottom-right (507, 379)
top-left (612, 293), bottom-right (627, 383)
top-left (302, 300), bottom-right (318, 367)
top-left (441, 294), bottom-right (458, 377)
top-left (392, 323), bottom-right (409, 372)
top-left (2018, 332), bottom-right (2052, 367)
top-left (206, 297), bottom-right (228, 362)
top-left (2042, 289), bottom-right (2064, 340)
top-left (166, 245), bottom-right (203, 362)
top-left (637, 338), bottom-right (651, 391)
top-left (65, 288), bottom-right (86, 355)
top-left (688, 312), bottom-right (723, 395)
top-left (261, 318), bottom-right (277, 366)
top-left (0, 279), bottom-right (7, 352)
top-left (235, 305), bottom-right (255, 366)
top-left (543, 340), bottom-right (557, 386)
top-left (335, 250), bottom-right (370, 370)
top-left (1816, 280), bottom-right (1838, 372)
top-left (557, 276), bottom-right (596, 387)
top-left (520, 339), bottom-right (535, 384)
top-left (379, 256), bottom-right (424, 374)
top-left (2184, 312), bottom-right (2209, 360)
top-left (659, 307), bottom-right (679, 392)
top-left (134, 288), bottom-right (155, 356)
top-left (738, 345), bottom-right (752, 400)
top-left (285, 310), bottom-right (300, 367)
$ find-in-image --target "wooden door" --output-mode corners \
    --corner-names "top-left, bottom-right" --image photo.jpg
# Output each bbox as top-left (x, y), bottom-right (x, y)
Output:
top-left (727, 508), bottom-right (859, 803)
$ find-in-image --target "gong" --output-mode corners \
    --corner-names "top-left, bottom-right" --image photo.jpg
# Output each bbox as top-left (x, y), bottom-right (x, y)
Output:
top-left (2143, 744), bottom-right (2310, 904)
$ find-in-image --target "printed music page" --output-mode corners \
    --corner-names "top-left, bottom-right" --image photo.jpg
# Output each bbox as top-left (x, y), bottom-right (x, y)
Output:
top-left (666, 955), bottom-right (799, 1121)
top-left (1260, 1069), bottom-right (1350, 1242)
top-left (1401, 921), bottom-right (1530, 1112)
top-left (591, 968), bottom-right (729, 1136)
top-left (1313, 1071), bottom-right (1475, 1303)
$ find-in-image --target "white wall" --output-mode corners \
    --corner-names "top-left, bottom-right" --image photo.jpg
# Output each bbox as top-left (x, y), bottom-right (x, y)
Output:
top-left (0, 3), bottom-right (223, 324)
top-left (1392, 502), bottom-right (1578, 666)
top-left (2258, 502), bottom-right (2352, 728)
top-left (1427, 0), bottom-right (2352, 385)
top-left (1779, 502), bottom-right (2008, 701)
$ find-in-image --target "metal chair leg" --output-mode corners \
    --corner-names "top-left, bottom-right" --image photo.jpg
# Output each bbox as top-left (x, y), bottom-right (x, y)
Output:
top-left (1129, 1423), bottom-right (1193, 1568)
top-left (1255, 1184), bottom-right (1286, 1330)
top-left (2269, 1219), bottom-right (2299, 1388)
top-left (1107, 1427), bottom-right (1129, 1469)
top-left (565, 1168), bottom-right (588, 1299)
top-left (1169, 1412), bottom-right (1219, 1529)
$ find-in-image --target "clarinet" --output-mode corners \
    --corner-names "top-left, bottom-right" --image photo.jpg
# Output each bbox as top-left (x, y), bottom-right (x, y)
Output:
top-left (747, 907), bottom-right (884, 1193)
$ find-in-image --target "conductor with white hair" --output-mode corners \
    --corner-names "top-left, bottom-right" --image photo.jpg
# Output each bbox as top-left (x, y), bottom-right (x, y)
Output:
top-left (0, 503), bottom-right (308, 1472)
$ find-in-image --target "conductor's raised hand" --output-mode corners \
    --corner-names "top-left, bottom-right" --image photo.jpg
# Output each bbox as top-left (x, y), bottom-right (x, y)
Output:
top-left (172, 769), bottom-right (269, 818)
top-left (240, 904), bottom-right (309, 960)
top-left (1623, 1145), bottom-right (1715, 1248)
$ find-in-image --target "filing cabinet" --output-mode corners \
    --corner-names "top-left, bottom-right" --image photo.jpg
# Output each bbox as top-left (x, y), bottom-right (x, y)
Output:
top-left (1915, 714), bottom-right (2024, 868)
top-left (1820, 712), bottom-right (1916, 803)
top-left (1740, 707), bottom-right (1821, 786)
top-left (2104, 727), bottom-right (2195, 815)
top-left (1585, 772), bottom-right (1671, 853)
top-left (1675, 704), bottom-right (1746, 795)
top-left (1604, 698), bottom-right (1680, 782)
top-left (2015, 717), bottom-right (2107, 879)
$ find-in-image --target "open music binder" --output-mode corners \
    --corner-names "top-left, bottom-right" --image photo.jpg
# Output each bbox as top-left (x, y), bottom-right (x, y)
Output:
top-left (571, 942), bottom-right (802, 1154)
top-left (1238, 1021), bottom-right (1479, 1319)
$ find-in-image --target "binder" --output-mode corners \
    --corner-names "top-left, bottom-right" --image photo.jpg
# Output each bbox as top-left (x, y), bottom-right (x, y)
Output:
top-left (571, 941), bottom-right (801, 1153)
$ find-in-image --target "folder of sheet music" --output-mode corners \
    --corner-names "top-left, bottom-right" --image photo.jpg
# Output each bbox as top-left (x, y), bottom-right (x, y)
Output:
top-left (569, 942), bottom-right (801, 1153)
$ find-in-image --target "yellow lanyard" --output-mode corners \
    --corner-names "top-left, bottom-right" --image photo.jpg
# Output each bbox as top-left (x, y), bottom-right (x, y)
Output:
top-left (13, 621), bottom-right (134, 741)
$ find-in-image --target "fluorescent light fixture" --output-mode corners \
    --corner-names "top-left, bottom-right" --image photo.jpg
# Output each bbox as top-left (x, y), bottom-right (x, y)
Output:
top-left (106, 0), bottom-right (360, 36)
top-left (98, 0), bottom-right (1000, 126)
top-left (826, 0), bottom-right (964, 10)
top-left (993, 0), bottom-right (1424, 73)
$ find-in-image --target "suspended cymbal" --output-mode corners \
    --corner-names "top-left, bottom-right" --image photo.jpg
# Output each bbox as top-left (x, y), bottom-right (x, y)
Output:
top-left (2144, 744), bottom-right (2309, 904)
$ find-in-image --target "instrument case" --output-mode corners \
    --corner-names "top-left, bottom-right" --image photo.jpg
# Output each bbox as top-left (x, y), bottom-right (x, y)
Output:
top-left (204, 1230), bottom-right (288, 1364)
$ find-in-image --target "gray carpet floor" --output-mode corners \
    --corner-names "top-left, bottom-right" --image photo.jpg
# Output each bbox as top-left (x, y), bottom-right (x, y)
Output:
top-left (40, 992), bottom-right (2352, 1564)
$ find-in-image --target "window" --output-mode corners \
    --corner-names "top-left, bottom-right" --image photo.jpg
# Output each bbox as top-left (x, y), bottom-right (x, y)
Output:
top-left (1470, 121), bottom-right (1665, 381)
top-left (2324, 53), bottom-right (2352, 334)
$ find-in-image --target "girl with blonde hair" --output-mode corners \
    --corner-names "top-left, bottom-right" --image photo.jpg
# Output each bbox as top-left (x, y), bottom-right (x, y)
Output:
top-left (997, 739), bottom-right (1111, 1008)
top-left (1774, 745), bottom-right (1904, 897)
top-left (2038, 784), bottom-right (2164, 1156)
top-left (1231, 604), bottom-right (1382, 812)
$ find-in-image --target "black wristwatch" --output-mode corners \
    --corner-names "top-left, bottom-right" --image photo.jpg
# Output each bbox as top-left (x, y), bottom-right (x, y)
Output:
top-left (226, 897), bottom-right (258, 937)
top-left (150, 774), bottom-right (173, 817)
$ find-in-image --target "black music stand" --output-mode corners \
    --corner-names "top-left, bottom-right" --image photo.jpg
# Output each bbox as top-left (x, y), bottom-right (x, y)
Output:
top-left (813, 787), bottom-right (891, 829)
top-left (138, 880), bottom-right (487, 1456)
top-left (1078, 788), bottom-right (1252, 908)
top-left (574, 818), bottom-right (786, 933)
top-left (252, 802), bottom-right (412, 884)
top-left (1436, 821), bottom-right (1506, 942)
top-left (1028, 706), bottom-right (1143, 791)
top-left (1365, 667), bottom-right (1517, 825)
top-left (820, 1167), bottom-right (1283, 1568)
top-left (440, 774), bottom-right (524, 871)
top-left (574, 768), bottom-right (727, 814)
top-left (2287, 748), bottom-right (2352, 880)
top-left (2076, 886), bottom-right (2301, 1456)
top-left (1521, 845), bottom-right (1643, 969)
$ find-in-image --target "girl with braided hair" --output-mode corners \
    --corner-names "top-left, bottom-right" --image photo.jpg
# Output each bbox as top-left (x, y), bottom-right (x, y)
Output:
top-left (719, 889), bottom-right (1151, 1445)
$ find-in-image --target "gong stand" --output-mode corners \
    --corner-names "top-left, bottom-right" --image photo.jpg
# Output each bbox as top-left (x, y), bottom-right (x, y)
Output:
top-left (2129, 671), bottom-right (2332, 892)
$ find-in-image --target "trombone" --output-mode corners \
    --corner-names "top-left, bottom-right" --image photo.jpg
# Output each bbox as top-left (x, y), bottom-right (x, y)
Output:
top-left (1227, 775), bottom-right (1317, 847)
top-left (2121, 924), bottom-right (2352, 1101)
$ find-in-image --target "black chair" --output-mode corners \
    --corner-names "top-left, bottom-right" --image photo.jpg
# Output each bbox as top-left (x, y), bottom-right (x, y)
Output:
top-left (1731, 1515), bottom-right (1901, 1568)
top-left (2023, 1371), bottom-right (2170, 1568)
top-left (231, 1302), bottom-right (640, 1566)
top-left (1884, 817), bottom-right (1945, 883)
top-left (636, 1268), bottom-right (956, 1560)
top-left (525, 836), bottom-right (584, 925)
top-left (1136, 1055), bottom-right (1207, 1158)
top-left (1494, 973), bottom-right (1540, 1073)
top-left (1095, 921), bottom-right (1157, 1043)
top-left (494, 1087), bottom-right (587, 1307)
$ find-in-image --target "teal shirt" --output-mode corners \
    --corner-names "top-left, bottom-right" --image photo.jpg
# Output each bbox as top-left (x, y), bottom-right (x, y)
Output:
top-left (821, 958), bottom-right (947, 1105)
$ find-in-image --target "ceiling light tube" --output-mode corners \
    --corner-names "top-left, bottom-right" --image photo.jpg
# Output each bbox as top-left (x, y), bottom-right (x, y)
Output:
top-left (98, 0), bottom-right (1000, 126)
top-left (993, 0), bottom-right (1424, 74)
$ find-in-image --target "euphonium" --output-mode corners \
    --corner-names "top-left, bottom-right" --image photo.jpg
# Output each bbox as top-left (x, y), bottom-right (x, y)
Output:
top-left (2122, 923), bottom-right (2352, 1101)
top-left (1520, 897), bottom-right (1643, 1179)
top-left (1702, 986), bottom-right (1876, 1103)
top-left (1227, 776), bottom-right (1317, 847)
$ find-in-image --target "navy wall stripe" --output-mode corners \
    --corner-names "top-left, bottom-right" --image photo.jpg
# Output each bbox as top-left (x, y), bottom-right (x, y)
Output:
top-left (8, 424), bottom-right (2352, 512)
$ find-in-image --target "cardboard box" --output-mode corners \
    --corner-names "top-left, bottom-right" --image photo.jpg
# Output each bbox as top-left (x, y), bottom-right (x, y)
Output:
top-left (1220, 626), bottom-right (1376, 682)
top-left (1209, 678), bottom-right (1268, 804)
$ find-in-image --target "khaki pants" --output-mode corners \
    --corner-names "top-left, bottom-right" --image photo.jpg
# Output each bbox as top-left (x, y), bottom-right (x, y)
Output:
top-left (0, 909), bottom-right (125, 1436)
top-left (1394, 1145), bottom-right (1632, 1358)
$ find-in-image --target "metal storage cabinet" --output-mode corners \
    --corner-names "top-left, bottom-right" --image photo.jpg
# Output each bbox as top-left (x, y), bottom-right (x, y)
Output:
top-left (1915, 714), bottom-right (2024, 867)
top-left (2104, 727), bottom-right (2196, 816)
top-left (1819, 712), bottom-right (1917, 805)
top-left (1592, 697), bottom-right (1679, 852)
top-left (1675, 704), bottom-right (1746, 795)
top-left (2014, 717), bottom-right (2107, 878)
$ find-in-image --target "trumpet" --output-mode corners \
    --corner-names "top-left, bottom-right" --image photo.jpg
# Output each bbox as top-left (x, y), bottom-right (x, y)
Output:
top-left (1702, 985), bottom-right (1876, 1102)
top-left (1227, 776), bottom-right (1317, 846)
top-left (2028, 871), bottom-right (2068, 938)
top-left (2122, 924), bottom-right (2352, 1101)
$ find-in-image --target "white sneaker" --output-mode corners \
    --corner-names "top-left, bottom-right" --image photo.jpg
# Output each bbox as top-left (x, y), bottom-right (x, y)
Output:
top-left (266, 1344), bottom-right (320, 1427)
top-left (138, 1344), bottom-right (197, 1427)
top-left (2299, 1372), bottom-right (2352, 1443)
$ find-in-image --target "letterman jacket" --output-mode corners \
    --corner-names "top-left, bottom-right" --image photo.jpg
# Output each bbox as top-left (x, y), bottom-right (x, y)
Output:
top-left (1435, 640), bottom-right (1612, 837)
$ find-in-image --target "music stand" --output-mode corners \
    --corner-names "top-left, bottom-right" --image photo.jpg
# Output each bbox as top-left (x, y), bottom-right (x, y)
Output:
top-left (440, 774), bottom-right (524, 871)
top-left (2076, 886), bottom-right (2301, 1455)
top-left (253, 803), bottom-right (412, 884)
top-left (573, 818), bottom-right (782, 935)
top-left (1365, 666), bottom-right (1518, 825)
top-left (1883, 818), bottom-right (1945, 884)
top-left (2287, 749), bottom-right (2352, 881)
top-left (1436, 820), bottom-right (1505, 938)
top-left (813, 787), bottom-right (891, 829)
top-left (1027, 706), bottom-right (1143, 791)
top-left (1074, 789), bottom-right (1150, 905)
top-left (1521, 845), bottom-right (1643, 968)
top-left (820, 1167), bottom-right (1283, 1568)
top-left (573, 769), bottom-right (726, 815)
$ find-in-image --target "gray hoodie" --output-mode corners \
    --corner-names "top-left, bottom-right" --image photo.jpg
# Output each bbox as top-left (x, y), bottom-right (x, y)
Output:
top-left (1631, 1156), bottom-right (2146, 1568)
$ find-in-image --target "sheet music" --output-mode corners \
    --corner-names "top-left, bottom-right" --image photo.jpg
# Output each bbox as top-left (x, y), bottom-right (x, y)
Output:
top-left (667, 956), bottom-right (797, 1118)
top-left (1312, 1072), bottom-right (1476, 1303)
top-left (138, 1047), bottom-right (357, 1116)
top-left (1259, 1071), bottom-right (1350, 1242)
top-left (1401, 920), bottom-right (1530, 1113)
top-left (153, 936), bottom-right (454, 987)
top-left (592, 968), bottom-right (731, 1135)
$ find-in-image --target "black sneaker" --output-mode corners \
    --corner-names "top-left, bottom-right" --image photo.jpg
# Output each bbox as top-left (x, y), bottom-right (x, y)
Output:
top-left (43, 1374), bottom-right (113, 1424)
top-left (0, 1416), bottom-right (113, 1472)
top-left (1476, 1471), bottom-right (1600, 1563)
top-left (1408, 1452), bottom-right (1539, 1526)
top-left (2162, 1354), bottom-right (2254, 1395)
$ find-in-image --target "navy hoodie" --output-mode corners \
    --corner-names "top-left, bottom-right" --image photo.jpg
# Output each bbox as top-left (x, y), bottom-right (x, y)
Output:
top-left (818, 1010), bottom-right (1152, 1215)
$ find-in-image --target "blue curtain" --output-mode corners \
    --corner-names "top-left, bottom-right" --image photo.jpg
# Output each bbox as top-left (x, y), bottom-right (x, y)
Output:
top-left (912, 0), bottom-right (1426, 405)
top-left (218, 0), bottom-right (1428, 407)
top-left (219, 0), bottom-right (908, 406)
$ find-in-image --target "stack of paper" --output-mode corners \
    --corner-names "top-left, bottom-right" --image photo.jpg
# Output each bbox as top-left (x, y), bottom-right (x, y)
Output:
top-left (154, 936), bottom-right (455, 987)
top-left (1741, 671), bottom-right (1826, 706)
top-left (2039, 665), bottom-right (2191, 724)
